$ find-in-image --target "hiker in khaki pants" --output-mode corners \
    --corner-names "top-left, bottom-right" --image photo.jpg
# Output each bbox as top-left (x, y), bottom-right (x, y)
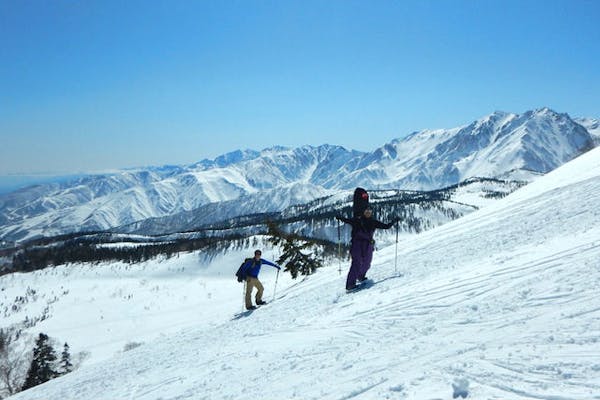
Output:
top-left (245, 277), bottom-right (264, 310)
top-left (241, 249), bottom-right (281, 310)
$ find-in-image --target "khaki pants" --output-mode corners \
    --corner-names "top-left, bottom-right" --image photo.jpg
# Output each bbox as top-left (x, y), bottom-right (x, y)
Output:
top-left (245, 277), bottom-right (264, 308)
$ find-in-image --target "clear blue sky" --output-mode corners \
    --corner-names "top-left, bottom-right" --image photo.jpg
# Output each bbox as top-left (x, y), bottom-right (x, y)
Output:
top-left (1, 0), bottom-right (599, 176)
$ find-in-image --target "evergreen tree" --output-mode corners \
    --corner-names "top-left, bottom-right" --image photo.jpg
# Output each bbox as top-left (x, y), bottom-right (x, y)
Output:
top-left (0, 329), bottom-right (6, 355)
top-left (59, 343), bottom-right (73, 375)
top-left (22, 333), bottom-right (57, 390)
top-left (267, 222), bottom-right (322, 279)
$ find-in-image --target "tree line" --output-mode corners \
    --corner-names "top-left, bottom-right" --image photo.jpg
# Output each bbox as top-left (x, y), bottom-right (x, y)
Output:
top-left (4, 179), bottom-right (521, 276)
top-left (6, 223), bottom-right (346, 278)
top-left (8, 234), bottom-right (247, 275)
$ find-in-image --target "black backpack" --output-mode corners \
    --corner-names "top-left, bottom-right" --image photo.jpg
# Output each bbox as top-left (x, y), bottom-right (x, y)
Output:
top-left (353, 187), bottom-right (369, 217)
top-left (235, 258), bottom-right (253, 282)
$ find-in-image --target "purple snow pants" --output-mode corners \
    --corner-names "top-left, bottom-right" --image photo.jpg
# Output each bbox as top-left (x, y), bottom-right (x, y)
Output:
top-left (346, 237), bottom-right (374, 290)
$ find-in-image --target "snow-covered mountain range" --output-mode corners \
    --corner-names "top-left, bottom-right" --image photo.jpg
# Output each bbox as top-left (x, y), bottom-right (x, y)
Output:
top-left (4, 128), bottom-right (600, 400)
top-left (0, 108), bottom-right (596, 243)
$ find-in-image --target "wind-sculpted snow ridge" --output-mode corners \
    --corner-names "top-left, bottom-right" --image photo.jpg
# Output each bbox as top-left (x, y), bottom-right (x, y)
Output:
top-left (8, 151), bottom-right (600, 398)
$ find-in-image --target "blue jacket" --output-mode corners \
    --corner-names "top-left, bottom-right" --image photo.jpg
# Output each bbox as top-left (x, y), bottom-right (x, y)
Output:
top-left (242, 258), bottom-right (280, 278)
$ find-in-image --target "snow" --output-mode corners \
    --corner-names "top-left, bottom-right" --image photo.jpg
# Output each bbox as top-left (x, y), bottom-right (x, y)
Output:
top-left (576, 117), bottom-right (600, 139)
top-left (1, 238), bottom-right (286, 365)
top-left (5, 148), bottom-right (600, 399)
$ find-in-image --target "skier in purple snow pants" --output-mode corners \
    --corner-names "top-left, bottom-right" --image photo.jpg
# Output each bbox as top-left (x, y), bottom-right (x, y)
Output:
top-left (337, 207), bottom-right (398, 291)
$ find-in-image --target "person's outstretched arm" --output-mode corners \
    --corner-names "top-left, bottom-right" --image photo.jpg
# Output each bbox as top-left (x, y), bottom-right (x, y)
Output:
top-left (261, 259), bottom-right (281, 270)
top-left (336, 215), bottom-right (354, 225)
top-left (373, 218), bottom-right (399, 229)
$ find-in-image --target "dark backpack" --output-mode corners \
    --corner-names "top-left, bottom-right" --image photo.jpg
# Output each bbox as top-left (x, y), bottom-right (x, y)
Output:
top-left (235, 258), bottom-right (253, 282)
top-left (353, 187), bottom-right (369, 217)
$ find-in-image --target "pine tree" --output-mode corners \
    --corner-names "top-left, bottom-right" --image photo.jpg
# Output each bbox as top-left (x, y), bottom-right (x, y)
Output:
top-left (0, 329), bottom-right (6, 356)
top-left (22, 333), bottom-right (57, 390)
top-left (59, 343), bottom-right (73, 375)
top-left (267, 222), bottom-right (323, 279)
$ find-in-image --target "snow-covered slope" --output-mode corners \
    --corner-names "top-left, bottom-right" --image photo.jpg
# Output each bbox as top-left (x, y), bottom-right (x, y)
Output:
top-left (117, 182), bottom-right (331, 236)
top-left (6, 143), bottom-right (600, 399)
top-left (576, 117), bottom-right (600, 145)
top-left (0, 108), bottom-right (595, 244)
top-left (1, 239), bottom-right (286, 365)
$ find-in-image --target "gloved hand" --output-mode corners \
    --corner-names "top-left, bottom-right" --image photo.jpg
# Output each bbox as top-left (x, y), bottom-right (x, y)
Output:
top-left (386, 218), bottom-right (399, 229)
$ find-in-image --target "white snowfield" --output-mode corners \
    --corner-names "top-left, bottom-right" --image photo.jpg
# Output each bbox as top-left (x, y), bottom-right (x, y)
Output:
top-left (8, 147), bottom-right (600, 400)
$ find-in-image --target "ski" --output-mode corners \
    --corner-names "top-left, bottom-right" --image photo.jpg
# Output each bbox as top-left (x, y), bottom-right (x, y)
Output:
top-left (346, 278), bottom-right (374, 293)
top-left (232, 308), bottom-right (257, 320)
top-left (231, 303), bottom-right (268, 320)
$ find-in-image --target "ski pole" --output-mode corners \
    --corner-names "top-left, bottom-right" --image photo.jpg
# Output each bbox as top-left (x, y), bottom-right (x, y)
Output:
top-left (242, 280), bottom-right (246, 312)
top-left (394, 220), bottom-right (399, 275)
top-left (337, 219), bottom-right (342, 276)
top-left (272, 268), bottom-right (280, 301)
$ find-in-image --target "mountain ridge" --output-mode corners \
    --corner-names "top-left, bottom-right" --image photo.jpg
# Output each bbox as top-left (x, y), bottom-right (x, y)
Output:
top-left (0, 108), bottom-right (596, 243)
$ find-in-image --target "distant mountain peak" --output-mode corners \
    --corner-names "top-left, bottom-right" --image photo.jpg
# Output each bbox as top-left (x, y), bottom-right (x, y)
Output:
top-left (261, 145), bottom-right (291, 154)
top-left (488, 110), bottom-right (512, 119)
top-left (192, 149), bottom-right (261, 170)
top-left (535, 106), bottom-right (554, 113)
